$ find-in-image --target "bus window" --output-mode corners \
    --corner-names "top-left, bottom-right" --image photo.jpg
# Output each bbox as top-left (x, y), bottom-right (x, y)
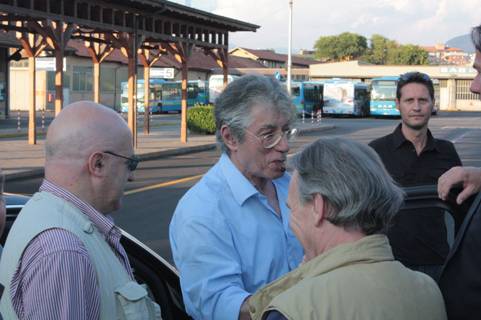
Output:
top-left (291, 86), bottom-right (300, 96)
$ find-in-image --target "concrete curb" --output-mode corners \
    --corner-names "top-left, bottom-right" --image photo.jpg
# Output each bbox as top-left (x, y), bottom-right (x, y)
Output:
top-left (4, 124), bottom-right (335, 181)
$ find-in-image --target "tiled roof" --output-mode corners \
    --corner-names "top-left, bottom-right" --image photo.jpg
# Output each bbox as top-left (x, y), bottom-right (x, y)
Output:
top-left (67, 40), bottom-right (267, 71)
top-left (422, 45), bottom-right (464, 53)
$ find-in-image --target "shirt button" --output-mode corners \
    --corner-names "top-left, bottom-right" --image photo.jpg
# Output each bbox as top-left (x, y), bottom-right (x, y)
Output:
top-left (83, 222), bottom-right (95, 234)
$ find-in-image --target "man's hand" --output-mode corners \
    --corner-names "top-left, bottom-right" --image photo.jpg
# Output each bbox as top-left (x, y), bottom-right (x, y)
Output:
top-left (438, 166), bottom-right (481, 204)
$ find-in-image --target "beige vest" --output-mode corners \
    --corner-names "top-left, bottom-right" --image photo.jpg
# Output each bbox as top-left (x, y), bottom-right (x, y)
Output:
top-left (0, 191), bottom-right (161, 319)
top-left (250, 235), bottom-right (447, 320)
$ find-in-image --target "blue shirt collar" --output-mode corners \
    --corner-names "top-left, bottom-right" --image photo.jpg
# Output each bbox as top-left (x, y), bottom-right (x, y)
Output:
top-left (220, 153), bottom-right (259, 206)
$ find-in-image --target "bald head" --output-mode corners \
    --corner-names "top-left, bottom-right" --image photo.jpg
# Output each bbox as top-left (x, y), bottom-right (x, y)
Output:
top-left (44, 101), bottom-right (134, 213)
top-left (46, 101), bottom-right (131, 164)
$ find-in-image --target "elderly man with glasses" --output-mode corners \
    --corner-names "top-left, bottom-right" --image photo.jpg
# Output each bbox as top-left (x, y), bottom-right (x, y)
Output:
top-left (0, 101), bottom-right (159, 320)
top-left (169, 74), bottom-right (303, 320)
top-left (369, 71), bottom-right (461, 279)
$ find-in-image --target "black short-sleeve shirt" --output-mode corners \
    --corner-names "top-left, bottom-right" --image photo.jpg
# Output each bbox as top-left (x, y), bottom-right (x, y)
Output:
top-left (369, 124), bottom-right (462, 265)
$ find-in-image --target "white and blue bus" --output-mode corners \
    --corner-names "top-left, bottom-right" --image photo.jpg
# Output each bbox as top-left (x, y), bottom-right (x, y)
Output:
top-left (208, 74), bottom-right (238, 104)
top-left (290, 81), bottom-right (323, 117)
top-left (370, 76), bottom-right (439, 117)
top-left (322, 79), bottom-right (370, 117)
top-left (121, 79), bottom-right (208, 113)
top-left (370, 76), bottom-right (400, 116)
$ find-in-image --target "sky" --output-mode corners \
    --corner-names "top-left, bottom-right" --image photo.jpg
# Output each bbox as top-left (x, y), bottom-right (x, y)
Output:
top-left (170, 0), bottom-right (480, 53)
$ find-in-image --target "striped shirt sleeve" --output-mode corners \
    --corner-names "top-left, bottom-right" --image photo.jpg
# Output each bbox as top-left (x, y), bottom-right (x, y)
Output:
top-left (11, 228), bottom-right (100, 319)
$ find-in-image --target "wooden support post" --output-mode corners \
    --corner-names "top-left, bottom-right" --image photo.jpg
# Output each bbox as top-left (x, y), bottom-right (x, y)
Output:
top-left (93, 61), bottom-right (100, 103)
top-left (109, 31), bottom-right (139, 147)
top-left (138, 45), bottom-right (164, 135)
top-left (205, 48), bottom-right (229, 87)
top-left (166, 42), bottom-right (192, 143)
top-left (222, 58), bottom-right (228, 87)
top-left (54, 48), bottom-right (63, 115)
top-left (17, 29), bottom-right (48, 145)
top-left (127, 52), bottom-right (137, 147)
top-left (180, 62), bottom-right (188, 143)
top-left (85, 33), bottom-right (114, 104)
top-left (143, 65), bottom-right (150, 134)
top-left (28, 56), bottom-right (36, 145)
top-left (28, 20), bottom-right (75, 115)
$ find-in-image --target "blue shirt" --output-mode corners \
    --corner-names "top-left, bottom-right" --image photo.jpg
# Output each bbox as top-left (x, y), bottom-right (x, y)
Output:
top-left (169, 153), bottom-right (303, 320)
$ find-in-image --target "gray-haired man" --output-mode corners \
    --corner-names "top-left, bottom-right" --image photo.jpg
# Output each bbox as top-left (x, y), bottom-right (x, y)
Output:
top-left (249, 137), bottom-right (447, 320)
top-left (169, 75), bottom-right (303, 320)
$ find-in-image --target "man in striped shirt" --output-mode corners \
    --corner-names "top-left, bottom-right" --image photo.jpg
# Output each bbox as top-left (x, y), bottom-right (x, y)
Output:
top-left (0, 101), bottom-right (160, 319)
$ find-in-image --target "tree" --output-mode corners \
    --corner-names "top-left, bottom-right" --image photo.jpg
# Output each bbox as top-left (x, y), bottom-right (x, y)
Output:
top-left (390, 44), bottom-right (429, 65)
top-left (314, 32), bottom-right (367, 61)
top-left (313, 32), bottom-right (428, 65)
top-left (365, 34), bottom-right (398, 64)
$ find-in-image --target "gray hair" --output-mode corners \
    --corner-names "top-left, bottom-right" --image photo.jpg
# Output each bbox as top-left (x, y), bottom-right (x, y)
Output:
top-left (214, 74), bottom-right (296, 154)
top-left (290, 137), bottom-right (404, 235)
top-left (472, 24), bottom-right (481, 52)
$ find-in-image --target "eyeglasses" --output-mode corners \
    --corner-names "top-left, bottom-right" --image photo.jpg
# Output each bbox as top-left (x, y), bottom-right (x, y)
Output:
top-left (399, 72), bottom-right (432, 83)
top-left (244, 128), bottom-right (298, 149)
top-left (103, 151), bottom-right (140, 171)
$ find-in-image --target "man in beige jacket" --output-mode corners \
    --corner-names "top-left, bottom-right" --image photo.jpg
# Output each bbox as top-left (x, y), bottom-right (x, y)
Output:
top-left (248, 137), bottom-right (447, 320)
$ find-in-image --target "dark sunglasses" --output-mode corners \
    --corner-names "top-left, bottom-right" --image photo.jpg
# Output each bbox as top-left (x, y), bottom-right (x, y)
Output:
top-left (103, 151), bottom-right (140, 171)
top-left (399, 72), bottom-right (431, 83)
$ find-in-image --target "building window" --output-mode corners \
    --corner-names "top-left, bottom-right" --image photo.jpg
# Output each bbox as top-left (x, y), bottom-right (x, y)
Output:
top-left (72, 66), bottom-right (92, 91)
top-left (456, 79), bottom-right (480, 100)
top-left (47, 71), bottom-right (70, 90)
top-left (100, 68), bottom-right (116, 92)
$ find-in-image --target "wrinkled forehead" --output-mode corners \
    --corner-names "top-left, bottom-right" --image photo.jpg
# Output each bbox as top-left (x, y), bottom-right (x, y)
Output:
top-left (247, 103), bottom-right (293, 130)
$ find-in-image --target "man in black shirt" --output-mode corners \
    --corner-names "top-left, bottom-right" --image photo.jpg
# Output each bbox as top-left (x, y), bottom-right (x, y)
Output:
top-left (369, 71), bottom-right (461, 279)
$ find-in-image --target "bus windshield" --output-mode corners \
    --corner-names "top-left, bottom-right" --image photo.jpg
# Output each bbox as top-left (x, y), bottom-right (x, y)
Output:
top-left (371, 80), bottom-right (397, 101)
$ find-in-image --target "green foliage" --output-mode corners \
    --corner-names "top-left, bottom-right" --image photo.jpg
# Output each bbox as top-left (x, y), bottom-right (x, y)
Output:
top-left (363, 34), bottom-right (398, 64)
top-left (391, 44), bottom-right (429, 65)
top-left (187, 105), bottom-right (216, 134)
top-left (315, 32), bottom-right (428, 65)
top-left (314, 32), bottom-right (367, 61)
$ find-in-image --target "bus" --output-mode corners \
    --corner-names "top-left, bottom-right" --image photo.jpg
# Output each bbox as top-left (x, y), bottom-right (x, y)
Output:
top-left (120, 79), bottom-right (208, 113)
top-left (208, 74), bottom-right (238, 104)
top-left (290, 81), bottom-right (323, 117)
top-left (322, 79), bottom-right (370, 117)
top-left (370, 76), bottom-right (399, 116)
top-left (370, 76), bottom-right (440, 117)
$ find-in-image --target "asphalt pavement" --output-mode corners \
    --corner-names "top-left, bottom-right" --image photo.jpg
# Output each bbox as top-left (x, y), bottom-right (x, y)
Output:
top-left (0, 114), bottom-right (334, 181)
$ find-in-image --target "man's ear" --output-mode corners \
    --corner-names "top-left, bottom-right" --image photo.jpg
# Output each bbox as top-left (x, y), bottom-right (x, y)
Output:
top-left (312, 193), bottom-right (325, 227)
top-left (395, 98), bottom-right (400, 111)
top-left (88, 152), bottom-right (106, 177)
top-left (220, 124), bottom-right (238, 152)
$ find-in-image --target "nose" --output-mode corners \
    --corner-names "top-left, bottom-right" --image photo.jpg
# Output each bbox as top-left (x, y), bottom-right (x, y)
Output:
top-left (412, 100), bottom-right (422, 111)
top-left (274, 133), bottom-right (290, 152)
